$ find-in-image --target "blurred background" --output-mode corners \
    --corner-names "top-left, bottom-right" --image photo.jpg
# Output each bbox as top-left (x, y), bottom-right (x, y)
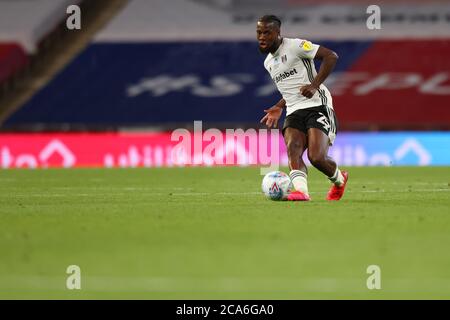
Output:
top-left (0, 0), bottom-right (449, 168)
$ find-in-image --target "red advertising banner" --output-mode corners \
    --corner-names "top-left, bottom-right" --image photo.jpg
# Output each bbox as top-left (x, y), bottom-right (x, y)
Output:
top-left (1, 131), bottom-right (449, 168)
top-left (0, 131), bottom-right (280, 169)
top-left (0, 133), bottom-right (174, 169)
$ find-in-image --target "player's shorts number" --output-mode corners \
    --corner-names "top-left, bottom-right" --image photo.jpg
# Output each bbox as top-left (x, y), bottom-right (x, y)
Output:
top-left (316, 113), bottom-right (330, 131)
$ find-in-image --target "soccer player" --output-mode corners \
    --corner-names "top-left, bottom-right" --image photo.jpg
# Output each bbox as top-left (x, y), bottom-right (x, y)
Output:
top-left (258, 15), bottom-right (348, 201)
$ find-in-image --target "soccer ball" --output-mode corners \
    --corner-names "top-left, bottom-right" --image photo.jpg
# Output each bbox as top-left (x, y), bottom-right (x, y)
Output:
top-left (261, 171), bottom-right (292, 201)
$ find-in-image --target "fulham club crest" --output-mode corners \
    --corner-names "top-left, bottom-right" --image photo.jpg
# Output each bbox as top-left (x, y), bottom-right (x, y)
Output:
top-left (281, 55), bottom-right (287, 63)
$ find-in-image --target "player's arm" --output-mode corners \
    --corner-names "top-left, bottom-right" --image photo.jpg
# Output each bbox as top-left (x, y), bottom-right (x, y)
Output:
top-left (260, 98), bottom-right (285, 128)
top-left (300, 46), bottom-right (339, 98)
top-left (273, 98), bottom-right (286, 109)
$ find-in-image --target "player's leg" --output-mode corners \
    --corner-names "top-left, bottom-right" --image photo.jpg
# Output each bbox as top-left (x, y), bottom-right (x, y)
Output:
top-left (284, 127), bottom-right (307, 173)
top-left (283, 127), bottom-right (310, 200)
top-left (306, 104), bottom-right (349, 200)
top-left (307, 128), bottom-right (339, 177)
top-left (307, 128), bottom-right (348, 200)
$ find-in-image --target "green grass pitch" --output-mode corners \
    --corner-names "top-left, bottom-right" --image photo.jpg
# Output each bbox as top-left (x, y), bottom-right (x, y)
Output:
top-left (0, 167), bottom-right (449, 299)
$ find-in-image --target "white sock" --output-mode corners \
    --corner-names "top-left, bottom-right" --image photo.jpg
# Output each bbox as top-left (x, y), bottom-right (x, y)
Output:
top-left (329, 167), bottom-right (344, 186)
top-left (289, 170), bottom-right (308, 195)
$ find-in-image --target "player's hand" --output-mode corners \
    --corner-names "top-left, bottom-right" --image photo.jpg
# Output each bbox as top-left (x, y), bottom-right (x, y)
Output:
top-left (260, 105), bottom-right (283, 129)
top-left (300, 84), bottom-right (318, 99)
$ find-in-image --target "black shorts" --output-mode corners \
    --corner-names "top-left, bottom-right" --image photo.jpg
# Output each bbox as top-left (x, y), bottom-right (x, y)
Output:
top-left (282, 105), bottom-right (338, 145)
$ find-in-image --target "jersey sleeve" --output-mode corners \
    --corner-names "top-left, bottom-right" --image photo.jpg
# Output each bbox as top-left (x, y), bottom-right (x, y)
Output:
top-left (292, 38), bottom-right (320, 59)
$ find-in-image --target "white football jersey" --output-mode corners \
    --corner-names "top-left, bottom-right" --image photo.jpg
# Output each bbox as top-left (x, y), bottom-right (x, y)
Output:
top-left (264, 38), bottom-right (333, 116)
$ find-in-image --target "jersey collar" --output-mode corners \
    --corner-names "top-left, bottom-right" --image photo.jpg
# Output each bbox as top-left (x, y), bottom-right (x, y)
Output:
top-left (271, 38), bottom-right (284, 57)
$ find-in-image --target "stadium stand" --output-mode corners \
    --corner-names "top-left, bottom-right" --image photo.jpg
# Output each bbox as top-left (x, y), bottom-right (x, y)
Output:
top-left (0, 0), bottom-right (83, 111)
top-left (3, 0), bottom-right (449, 131)
top-left (0, 0), bottom-right (448, 169)
top-left (0, 0), bottom-right (82, 53)
top-left (0, 43), bottom-right (28, 85)
top-left (0, 0), bottom-right (127, 126)
top-left (0, 0), bottom-right (81, 83)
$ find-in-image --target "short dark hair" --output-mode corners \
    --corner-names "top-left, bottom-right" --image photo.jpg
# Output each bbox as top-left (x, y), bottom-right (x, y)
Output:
top-left (258, 15), bottom-right (281, 28)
